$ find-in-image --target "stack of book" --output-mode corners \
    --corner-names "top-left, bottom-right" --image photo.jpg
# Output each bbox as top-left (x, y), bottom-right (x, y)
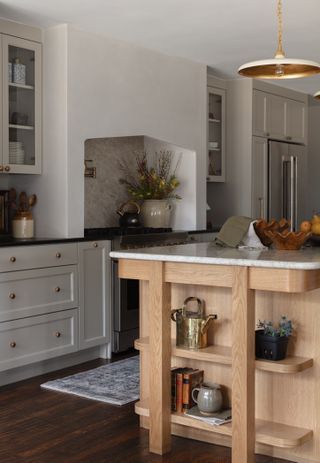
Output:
top-left (171, 367), bottom-right (204, 413)
top-left (186, 406), bottom-right (232, 426)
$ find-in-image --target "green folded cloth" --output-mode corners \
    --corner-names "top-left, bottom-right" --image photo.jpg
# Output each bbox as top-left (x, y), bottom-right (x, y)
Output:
top-left (215, 216), bottom-right (252, 248)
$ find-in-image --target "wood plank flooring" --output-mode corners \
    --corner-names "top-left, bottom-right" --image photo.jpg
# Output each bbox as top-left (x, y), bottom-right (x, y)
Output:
top-left (0, 355), bottom-right (296, 463)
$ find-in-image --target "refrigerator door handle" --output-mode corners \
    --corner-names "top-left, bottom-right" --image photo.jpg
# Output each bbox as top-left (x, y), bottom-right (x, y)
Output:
top-left (282, 157), bottom-right (291, 224)
top-left (290, 155), bottom-right (298, 231)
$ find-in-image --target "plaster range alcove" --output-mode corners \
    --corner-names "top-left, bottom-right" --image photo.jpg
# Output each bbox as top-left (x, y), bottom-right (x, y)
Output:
top-left (84, 135), bottom-right (197, 230)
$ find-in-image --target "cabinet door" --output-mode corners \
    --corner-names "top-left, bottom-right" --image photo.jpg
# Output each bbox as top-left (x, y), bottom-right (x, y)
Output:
top-left (0, 35), bottom-right (2, 166)
top-left (207, 86), bottom-right (226, 182)
top-left (252, 137), bottom-right (268, 220)
top-left (267, 94), bottom-right (286, 141)
top-left (2, 35), bottom-right (41, 174)
top-left (285, 99), bottom-right (306, 144)
top-left (253, 90), bottom-right (268, 137)
top-left (78, 241), bottom-right (111, 349)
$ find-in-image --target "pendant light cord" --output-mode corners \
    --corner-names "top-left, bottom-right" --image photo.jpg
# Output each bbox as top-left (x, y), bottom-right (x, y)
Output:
top-left (275, 0), bottom-right (285, 58)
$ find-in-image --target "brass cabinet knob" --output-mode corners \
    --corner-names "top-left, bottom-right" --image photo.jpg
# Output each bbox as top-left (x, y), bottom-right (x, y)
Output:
top-left (56, 252), bottom-right (61, 258)
top-left (4, 166), bottom-right (10, 172)
top-left (0, 165), bottom-right (3, 172)
top-left (93, 242), bottom-right (98, 248)
top-left (55, 286), bottom-right (61, 293)
top-left (286, 136), bottom-right (292, 140)
top-left (10, 341), bottom-right (16, 348)
top-left (9, 293), bottom-right (16, 299)
top-left (10, 256), bottom-right (16, 263)
top-left (55, 331), bottom-right (61, 338)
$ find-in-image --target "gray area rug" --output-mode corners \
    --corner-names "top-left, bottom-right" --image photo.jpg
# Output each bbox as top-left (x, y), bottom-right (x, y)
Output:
top-left (41, 356), bottom-right (140, 406)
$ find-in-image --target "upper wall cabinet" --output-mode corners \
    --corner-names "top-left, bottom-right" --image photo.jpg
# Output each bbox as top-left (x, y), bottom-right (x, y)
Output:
top-left (1, 34), bottom-right (42, 174)
top-left (207, 86), bottom-right (226, 183)
top-left (253, 90), bottom-right (306, 145)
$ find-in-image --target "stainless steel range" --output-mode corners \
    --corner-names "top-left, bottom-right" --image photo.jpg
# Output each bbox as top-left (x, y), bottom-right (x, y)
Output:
top-left (112, 228), bottom-right (189, 352)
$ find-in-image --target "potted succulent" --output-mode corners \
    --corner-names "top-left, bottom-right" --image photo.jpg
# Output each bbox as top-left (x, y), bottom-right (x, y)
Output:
top-left (119, 150), bottom-right (181, 228)
top-left (255, 315), bottom-right (293, 361)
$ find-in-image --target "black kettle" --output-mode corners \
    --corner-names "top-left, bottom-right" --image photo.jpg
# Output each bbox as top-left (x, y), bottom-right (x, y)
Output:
top-left (116, 201), bottom-right (141, 228)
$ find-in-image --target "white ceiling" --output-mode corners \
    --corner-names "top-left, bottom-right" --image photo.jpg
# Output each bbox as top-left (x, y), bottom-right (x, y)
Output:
top-left (1, 0), bottom-right (320, 95)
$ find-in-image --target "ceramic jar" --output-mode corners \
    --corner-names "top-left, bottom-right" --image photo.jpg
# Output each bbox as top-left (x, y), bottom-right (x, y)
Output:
top-left (140, 199), bottom-right (172, 228)
top-left (13, 58), bottom-right (26, 85)
top-left (12, 211), bottom-right (34, 239)
top-left (191, 383), bottom-right (223, 415)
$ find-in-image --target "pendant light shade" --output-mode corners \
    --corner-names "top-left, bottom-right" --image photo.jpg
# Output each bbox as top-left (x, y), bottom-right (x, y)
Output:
top-left (314, 91), bottom-right (320, 100)
top-left (238, 58), bottom-right (320, 80)
top-left (238, 0), bottom-right (320, 79)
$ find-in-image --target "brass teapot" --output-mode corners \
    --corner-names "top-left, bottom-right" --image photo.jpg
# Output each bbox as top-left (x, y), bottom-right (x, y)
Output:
top-left (171, 297), bottom-right (218, 349)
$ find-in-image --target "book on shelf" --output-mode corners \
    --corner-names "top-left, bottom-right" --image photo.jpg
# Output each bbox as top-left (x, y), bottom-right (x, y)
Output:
top-left (182, 369), bottom-right (204, 413)
top-left (171, 367), bottom-right (181, 412)
top-left (186, 406), bottom-right (232, 426)
top-left (171, 367), bottom-right (194, 412)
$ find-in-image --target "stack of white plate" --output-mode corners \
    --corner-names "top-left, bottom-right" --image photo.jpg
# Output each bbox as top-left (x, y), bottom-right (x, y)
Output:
top-left (9, 141), bottom-right (25, 165)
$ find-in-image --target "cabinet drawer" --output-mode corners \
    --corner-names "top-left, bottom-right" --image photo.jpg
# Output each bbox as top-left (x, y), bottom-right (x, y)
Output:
top-left (0, 265), bottom-right (78, 322)
top-left (0, 243), bottom-right (78, 272)
top-left (0, 309), bottom-right (79, 371)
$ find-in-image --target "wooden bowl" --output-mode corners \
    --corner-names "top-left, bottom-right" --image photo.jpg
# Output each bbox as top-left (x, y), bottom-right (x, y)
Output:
top-left (264, 230), bottom-right (311, 250)
top-left (254, 219), bottom-right (291, 247)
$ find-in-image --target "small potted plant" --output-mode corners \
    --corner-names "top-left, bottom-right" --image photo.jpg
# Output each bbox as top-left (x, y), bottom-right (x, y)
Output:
top-left (119, 150), bottom-right (181, 228)
top-left (255, 315), bottom-right (293, 361)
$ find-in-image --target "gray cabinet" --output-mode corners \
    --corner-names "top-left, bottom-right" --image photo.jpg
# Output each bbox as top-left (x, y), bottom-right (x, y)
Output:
top-left (253, 90), bottom-right (306, 144)
top-left (1, 33), bottom-right (42, 174)
top-left (285, 99), bottom-right (306, 144)
top-left (0, 309), bottom-right (78, 372)
top-left (0, 243), bottom-right (79, 372)
top-left (78, 241), bottom-right (111, 350)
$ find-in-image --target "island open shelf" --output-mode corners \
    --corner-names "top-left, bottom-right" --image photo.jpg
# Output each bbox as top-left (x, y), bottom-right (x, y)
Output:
top-left (135, 399), bottom-right (313, 449)
top-left (110, 244), bottom-right (320, 463)
top-left (135, 337), bottom-right (314, 374)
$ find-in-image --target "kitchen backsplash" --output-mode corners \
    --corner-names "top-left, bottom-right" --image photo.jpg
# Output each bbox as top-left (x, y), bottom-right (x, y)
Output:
top-left (84, 135), bottom-right (197, 230)
top-left (84, 136), bottom-right (144, 228)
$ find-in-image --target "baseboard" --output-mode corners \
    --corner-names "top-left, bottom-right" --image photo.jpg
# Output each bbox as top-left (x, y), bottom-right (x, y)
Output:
top-left (0, 347), bottom-right (103, 387)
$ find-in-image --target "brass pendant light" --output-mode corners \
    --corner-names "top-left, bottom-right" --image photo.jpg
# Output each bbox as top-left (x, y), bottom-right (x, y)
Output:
top-left (314, 91), bottom-right (320, 100)
top-left (238, 0), bottom-right (320, 79)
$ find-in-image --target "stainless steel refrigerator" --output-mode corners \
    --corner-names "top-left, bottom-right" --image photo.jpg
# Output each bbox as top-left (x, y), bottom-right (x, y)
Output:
top-left (268, 141), bottom-right (306, 231)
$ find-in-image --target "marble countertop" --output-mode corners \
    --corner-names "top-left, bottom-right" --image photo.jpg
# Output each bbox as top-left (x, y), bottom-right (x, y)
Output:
top-left (110, 242), bottom-right (320, 270)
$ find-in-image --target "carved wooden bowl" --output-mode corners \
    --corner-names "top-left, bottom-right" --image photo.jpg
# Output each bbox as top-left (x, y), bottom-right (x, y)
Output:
top-left (254, 219), bottom-right (291, 247)
top-left (264, 229), bottom-right (311, 250)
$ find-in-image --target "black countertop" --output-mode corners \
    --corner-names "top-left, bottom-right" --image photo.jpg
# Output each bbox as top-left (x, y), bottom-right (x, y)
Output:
top-left (0, 236), bottom-right (93, 247)
top-left (0, 228), bottom-right (220, 248)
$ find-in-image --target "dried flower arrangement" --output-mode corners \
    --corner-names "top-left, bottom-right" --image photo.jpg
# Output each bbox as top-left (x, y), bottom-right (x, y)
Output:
top-left (119, 151), bottom-right (181, 200)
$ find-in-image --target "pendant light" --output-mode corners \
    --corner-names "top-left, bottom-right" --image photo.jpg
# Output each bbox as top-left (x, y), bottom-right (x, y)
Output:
top-left (314, 91), bottom-right (320, 100)
top-left (238, 0), bottom-right (320, 79)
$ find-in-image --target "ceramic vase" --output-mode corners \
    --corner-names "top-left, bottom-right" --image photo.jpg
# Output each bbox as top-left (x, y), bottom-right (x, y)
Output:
top-left (140, 199), bottom-right (172, 228)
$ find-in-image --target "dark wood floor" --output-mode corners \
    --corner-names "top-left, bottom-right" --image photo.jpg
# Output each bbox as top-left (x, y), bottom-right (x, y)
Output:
top-left (0, 355), bottom-right (295, 463)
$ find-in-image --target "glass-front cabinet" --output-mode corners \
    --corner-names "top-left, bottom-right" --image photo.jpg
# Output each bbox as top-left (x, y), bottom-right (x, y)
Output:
top-left (207, 86), bottom-right (226, 183)
top-left (1, 35), bottom-right (41, 174)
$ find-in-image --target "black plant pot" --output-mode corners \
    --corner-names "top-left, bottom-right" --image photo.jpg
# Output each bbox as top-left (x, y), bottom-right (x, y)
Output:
top-left (255, 330), bottom-right (289, 361)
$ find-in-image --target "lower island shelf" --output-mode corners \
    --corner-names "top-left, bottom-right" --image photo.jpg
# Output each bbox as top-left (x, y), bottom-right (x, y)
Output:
top-left (135, 399), bottom-right (313, 449)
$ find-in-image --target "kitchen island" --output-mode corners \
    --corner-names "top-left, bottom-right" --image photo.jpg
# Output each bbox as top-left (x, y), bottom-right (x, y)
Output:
top-left (110, 243), bottom-right (320, 463)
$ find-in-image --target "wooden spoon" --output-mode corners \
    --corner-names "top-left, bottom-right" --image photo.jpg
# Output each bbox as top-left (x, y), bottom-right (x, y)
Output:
top-left (19, 192), bottom-right (28, 212)
top-left (28, 194), bottom-right (37, 209)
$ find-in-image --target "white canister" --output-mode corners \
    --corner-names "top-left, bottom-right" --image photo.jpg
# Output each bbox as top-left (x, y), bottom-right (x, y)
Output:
top-left (13, 58), bottom-right (26, 85)
top-left (12, 212), bottom-right (34, 239)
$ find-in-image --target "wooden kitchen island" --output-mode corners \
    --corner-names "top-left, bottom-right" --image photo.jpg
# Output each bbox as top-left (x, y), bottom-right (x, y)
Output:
top-left (110, 243), bottom-right (320, 463)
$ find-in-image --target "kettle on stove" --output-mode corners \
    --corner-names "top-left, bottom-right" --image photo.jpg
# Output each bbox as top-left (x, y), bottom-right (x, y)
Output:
top-left (116, 201), bottom-right (141, 228)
